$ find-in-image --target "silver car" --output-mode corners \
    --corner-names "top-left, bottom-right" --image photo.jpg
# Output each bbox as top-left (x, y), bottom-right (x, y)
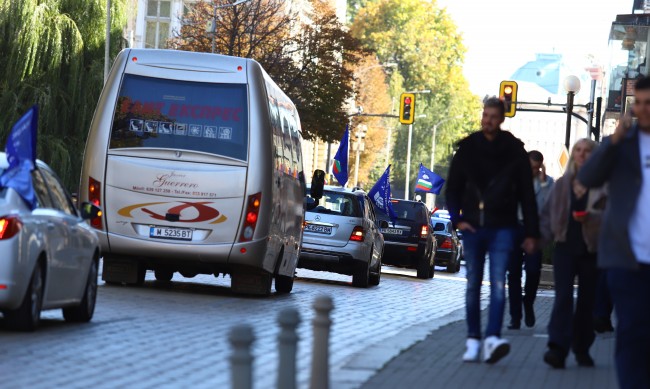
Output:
top-left (0, 153), bottom-right (101, 331)
top-left (299, 186), bottom-right (387, 287)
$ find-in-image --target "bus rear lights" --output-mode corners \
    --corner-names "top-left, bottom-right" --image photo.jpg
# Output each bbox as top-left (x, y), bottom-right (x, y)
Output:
top-left (239, 193), bottom-right (262, 242)
top-left (0, 216), bottom-right (21, 240)
top-left (0, 284), bottom-right (7, 289)
top-left (132, 57), bottom-right (138, 62)
top-left (237, 66), bottom-right (243, 71)
top-left (89, 177), bottom-right (103, 229)
top-left (240, 248), bottom-right (247, 254)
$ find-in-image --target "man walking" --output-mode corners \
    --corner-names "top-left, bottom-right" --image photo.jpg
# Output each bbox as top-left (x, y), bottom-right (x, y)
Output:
top-left (507, 150), bottom-right (554, 329)
top-left (579, 76), bottom-right (650, 388)
top-left (447, 97), bottom-right (539, 364)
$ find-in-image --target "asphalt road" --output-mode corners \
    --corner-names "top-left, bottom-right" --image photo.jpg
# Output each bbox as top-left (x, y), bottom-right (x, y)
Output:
top-left (1, 263), bottom-right (476, 389)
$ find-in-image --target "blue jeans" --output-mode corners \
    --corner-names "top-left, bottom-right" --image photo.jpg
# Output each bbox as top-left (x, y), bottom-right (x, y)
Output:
top-left (607, 265), bottom-right (650, 389)
top-left (463, 227), bottom-right (516, 339)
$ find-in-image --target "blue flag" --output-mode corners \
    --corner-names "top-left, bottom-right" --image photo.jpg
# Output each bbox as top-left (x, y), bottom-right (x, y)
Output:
top-left (0, 106), bottom-right (38, 209)
top-left (331, 126), bottom-right (349, 186)
top-left (414, 163), bottom-right (445, 195)
top-left (368, 165), bottom-right (397, 223)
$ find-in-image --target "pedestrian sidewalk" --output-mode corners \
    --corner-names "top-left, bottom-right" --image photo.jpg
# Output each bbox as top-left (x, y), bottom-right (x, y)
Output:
top-left (360, 294), bottom-right (617, 389)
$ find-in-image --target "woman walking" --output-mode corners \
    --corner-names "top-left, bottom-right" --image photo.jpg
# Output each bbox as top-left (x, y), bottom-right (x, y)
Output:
top-left (540, 138), bottom-right (607, 368)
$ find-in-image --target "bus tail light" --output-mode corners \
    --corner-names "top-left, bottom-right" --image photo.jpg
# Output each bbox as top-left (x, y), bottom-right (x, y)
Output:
top-left (239, 193), bottom-right (262, 242)
top-left (0, 216), bottom-right (22, 240)
top-left (349, 226), bottom-right (365, 242)
top-left (89, 177), bottom-right (103, 230)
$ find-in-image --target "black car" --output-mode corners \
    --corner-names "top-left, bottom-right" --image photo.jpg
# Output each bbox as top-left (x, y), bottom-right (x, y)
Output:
top-left (431, 217), bottom-right (461, 273)
top-left (374, 199), bottom-right (436, 279)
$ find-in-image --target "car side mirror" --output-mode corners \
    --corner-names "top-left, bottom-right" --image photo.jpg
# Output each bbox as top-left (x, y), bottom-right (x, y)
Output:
top-left (80, 202), bottom-right (102, 220)
top-left (378, 220), bottom-right (389, 229)
top-left (311, 169), bottom-right (325, 200)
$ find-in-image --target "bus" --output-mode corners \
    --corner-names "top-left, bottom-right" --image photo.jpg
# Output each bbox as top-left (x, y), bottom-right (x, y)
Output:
top-left (79, 49), bottom-right (306, 295)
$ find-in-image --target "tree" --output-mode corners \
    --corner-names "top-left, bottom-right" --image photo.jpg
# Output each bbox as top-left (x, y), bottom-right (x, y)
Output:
top-left (350, 0), bottom-right (480, 200)
top-left (0, 0), bottom-right (127, 190)
top-left (170, 0), bottom-right (362, 142)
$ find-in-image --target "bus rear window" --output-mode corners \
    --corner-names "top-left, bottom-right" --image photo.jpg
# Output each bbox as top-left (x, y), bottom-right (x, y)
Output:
top-left (109, 74), bottom-right (248, 161)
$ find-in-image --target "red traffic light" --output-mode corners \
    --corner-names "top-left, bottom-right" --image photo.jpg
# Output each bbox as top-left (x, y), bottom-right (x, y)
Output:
top-left (404, 97), bottom-right (412, 105)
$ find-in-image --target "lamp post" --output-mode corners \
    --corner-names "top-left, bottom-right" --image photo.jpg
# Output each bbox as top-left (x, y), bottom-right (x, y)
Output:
top-left (564, 75), bottom-right (581, 151)
top-left (211, 0), bottom-right (252, 54)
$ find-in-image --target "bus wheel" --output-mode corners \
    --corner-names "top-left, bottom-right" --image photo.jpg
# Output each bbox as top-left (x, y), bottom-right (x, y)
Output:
top-left (275, 273), bottom-right (294, 294)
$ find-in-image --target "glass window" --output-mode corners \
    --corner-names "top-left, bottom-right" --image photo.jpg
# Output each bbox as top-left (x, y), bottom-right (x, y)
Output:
top-left (145, 0), bottom-right (171, 49)
top-left (39, 169), bottom-right (76, 216)
top-left (307, 190), bottom-right (361, 217)
top-left (110, 74), bottom-right (249, 161)
top-left (433, 222), bottom-right (446, 232)
top-left (31, 170), bottom-right (54, 209)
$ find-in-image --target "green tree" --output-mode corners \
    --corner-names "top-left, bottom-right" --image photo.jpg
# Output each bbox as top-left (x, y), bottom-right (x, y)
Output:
top-left (0, 0), bottom-right (127, 190)
top-left (351, 0), bottom-right (480, 201)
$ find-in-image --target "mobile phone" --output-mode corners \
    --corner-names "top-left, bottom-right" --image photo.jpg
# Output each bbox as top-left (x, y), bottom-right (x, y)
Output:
top-left (573, 210), bottom-right (588, 217)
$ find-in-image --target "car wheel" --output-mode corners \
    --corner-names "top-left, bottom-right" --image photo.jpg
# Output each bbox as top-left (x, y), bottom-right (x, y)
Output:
top-left (154, 269), bottom-right (174, 282)
top-left (446, 260), bottom-right (456, 273)
top-left (275, 273), bottom-right (294, 294)
top-left (352, 259), bottom-right (370, 288)
top-left (5, 264), bottom-right (44, 331)
top-left (416, 254), bottom-right (430, 279)
top-left (63, 257), bottom-right (98, 323)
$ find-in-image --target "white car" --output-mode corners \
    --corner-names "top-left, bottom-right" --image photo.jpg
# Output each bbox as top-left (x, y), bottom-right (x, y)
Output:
top-left (0, 153), bottom-right (101, 331)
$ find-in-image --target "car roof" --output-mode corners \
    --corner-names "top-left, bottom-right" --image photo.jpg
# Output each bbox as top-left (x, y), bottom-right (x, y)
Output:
top-left (431, 217), bottom-right (452, 224)
top-left (0, 152), bottom-right (47, 170)
top-left (308, 184), bottom-right (367, 197)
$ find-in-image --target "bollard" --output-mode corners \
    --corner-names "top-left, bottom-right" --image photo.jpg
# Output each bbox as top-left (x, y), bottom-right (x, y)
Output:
top-left (277, 308), bottom-right (301, 389)
top-left (310, 295), bottom-right (334, 389)
top-left (230, 324), bottom-right (255, 389)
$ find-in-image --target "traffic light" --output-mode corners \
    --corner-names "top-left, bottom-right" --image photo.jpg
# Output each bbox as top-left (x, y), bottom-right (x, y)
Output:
top-left (399, 93), bottom-right (416, 124)
top-left (499, 81), bottom-right (518, 117)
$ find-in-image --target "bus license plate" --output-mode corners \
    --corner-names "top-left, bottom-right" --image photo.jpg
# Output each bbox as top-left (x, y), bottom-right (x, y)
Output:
top-left (305, 224), bottom-right (332, 234)
top-left (381, 228), bottom-right (403, 235)
top-left (149, 226), bottom-right (193, 241)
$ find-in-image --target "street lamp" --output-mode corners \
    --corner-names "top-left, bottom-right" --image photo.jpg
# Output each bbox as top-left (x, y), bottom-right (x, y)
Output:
top-left (210, 0), bottom-right (252, 54)
top-left (564, 75), bottom-right (581, 151)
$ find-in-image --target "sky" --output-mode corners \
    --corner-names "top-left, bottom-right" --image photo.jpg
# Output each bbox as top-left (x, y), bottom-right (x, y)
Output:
top-left (436, 0), bottom-right (632, 97)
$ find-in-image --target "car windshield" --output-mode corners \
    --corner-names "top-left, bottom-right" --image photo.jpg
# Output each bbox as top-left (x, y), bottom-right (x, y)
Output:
top-left (109, 74), bottom-right (249, 161)
top-left (307, 190), bottom-right (361, 217)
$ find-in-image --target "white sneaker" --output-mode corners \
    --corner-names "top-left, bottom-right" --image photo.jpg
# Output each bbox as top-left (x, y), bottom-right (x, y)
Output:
top-left (462, 338), bottom-right (481, 362)
top-left (483, 336), bottom-right (510, 364)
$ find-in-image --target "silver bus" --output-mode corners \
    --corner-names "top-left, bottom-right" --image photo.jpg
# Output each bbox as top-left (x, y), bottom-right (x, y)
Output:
top-left (79, 49), bottom-right (306, 295)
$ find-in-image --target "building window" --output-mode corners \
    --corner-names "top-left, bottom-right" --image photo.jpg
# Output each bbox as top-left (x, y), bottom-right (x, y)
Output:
top-left (145, 0), bottom-right (171, 49)
top-left (182, 0), bottom-right (197, 24)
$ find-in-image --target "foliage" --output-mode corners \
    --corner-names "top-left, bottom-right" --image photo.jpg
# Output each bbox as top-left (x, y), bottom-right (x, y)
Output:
top-left (170, 0), bottom-right (362, 142)
top-left (350, 0), bottom-right (481, 200)
top-left (0, 0), bottom-right (127, 191)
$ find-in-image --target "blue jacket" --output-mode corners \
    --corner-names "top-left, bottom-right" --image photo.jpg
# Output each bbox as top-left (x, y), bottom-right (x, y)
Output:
top-left (578, 128), bottom-right (643, 269)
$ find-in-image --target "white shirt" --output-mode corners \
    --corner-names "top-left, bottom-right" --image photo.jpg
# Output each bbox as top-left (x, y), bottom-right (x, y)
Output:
top-left (629, 131), bottom-right (650, 264)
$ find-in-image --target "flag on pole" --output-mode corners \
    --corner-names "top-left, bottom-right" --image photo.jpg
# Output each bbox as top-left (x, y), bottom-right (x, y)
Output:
top-left (332, 125), bottom-right (349, 186)
top-left (0, 105), bottom-right (38, 209)
top-left (414, 163), bottom-right (445, 194)
top-left (368, 165), bottom-right (397, 223)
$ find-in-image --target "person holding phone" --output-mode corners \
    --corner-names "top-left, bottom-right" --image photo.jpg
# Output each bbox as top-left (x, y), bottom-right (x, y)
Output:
top-left (578, 76), bottom-right (650, 389)
top-left (539, 138), bottom-right (607, 369)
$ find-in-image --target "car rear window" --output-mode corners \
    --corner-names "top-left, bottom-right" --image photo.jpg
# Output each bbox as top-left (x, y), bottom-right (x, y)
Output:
top-left (307, 190), bottom-right (361, 217)
top-left (389, 201), bottom-right (427, 222)
top-left (109, 74), bottom-right (248, 161)
top-left (433, 222), bottom-right (446, 232)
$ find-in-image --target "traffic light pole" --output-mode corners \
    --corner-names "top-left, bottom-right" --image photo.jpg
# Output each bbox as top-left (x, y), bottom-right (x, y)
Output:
top-left (404, 123), bottom-right (413, 200)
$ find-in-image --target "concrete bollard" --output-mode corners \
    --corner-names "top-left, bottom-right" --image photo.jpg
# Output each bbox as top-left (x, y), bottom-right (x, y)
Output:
top-left (277, 308), bottom-right (301, 389)
top-left (310, 295), bottom-right (334, 389)
top-left (230, 324), bottom-right (255, 389)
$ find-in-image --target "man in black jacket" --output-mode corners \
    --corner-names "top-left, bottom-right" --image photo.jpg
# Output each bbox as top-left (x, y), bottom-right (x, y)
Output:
top-left (447, 97), bottom-right (539, 364)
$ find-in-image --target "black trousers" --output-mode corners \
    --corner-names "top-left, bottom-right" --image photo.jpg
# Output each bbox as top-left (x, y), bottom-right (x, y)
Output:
top-left (507, 227), bottom-right (542, 323)
top-left (547, 243), bottom-right (597, 355)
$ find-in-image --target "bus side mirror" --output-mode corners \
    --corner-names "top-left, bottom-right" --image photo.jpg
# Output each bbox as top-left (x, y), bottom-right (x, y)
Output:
top-left (311, 169), bottom-right (325, 200)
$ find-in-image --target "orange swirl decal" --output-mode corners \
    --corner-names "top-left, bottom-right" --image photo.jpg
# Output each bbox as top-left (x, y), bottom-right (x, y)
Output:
top-left (117, 201), bottom-right (228, 224)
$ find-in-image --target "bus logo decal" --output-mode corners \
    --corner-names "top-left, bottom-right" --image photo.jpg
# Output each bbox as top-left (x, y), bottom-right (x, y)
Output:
top-left (118, 201), bottom-right (227, 224)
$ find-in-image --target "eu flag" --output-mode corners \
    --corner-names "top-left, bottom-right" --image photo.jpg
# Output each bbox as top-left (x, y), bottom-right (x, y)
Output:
top-left (0, 106), bottom-right (38, 209)
top-left (368, 165), bottom-right (397, 223)
top-left (331, 126), bottom-right (349, 186)
top-left (414, 163), bottom-right (445, 195)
